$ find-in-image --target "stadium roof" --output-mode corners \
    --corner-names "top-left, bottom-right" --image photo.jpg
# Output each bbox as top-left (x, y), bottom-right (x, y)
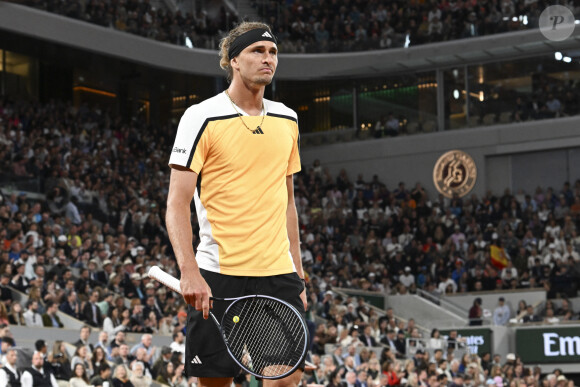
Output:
top-left (1, 2), bottom-right (580, 80)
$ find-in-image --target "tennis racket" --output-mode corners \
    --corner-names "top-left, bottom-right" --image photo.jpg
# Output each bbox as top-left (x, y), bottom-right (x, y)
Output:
top-left (148, 266), bottom-right (309, 379)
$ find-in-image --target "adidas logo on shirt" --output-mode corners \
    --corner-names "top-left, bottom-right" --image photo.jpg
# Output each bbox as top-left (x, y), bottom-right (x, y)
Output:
top-left (191, 355), bottom-right (202, 364)
top-left (262, 31), bottom-right (273, 38)
top-left (252, 127), bottom-right (264, 134)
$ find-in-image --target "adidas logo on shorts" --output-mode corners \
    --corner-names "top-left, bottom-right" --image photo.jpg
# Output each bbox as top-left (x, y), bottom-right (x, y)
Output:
top-left (262, 31), bottom-right (273, 38)
top-left (191, 355), bottom-right (203, 364)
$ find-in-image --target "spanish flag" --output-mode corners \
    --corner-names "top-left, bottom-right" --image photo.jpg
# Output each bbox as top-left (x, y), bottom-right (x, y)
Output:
top-left (490, 245), bottom-right (509, 269)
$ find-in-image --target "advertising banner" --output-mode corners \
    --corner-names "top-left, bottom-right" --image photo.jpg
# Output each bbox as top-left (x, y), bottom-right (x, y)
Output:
top-left (516, 327), bottom-right (580, 363)
top-left (441, 328), bottom-right (493, 355)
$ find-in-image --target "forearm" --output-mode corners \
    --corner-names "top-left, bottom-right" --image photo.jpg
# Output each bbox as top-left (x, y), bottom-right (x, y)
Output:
top-left (166, 200), bottom-right (198, 272)
top-left (287, 203), bottom-right (303, 279)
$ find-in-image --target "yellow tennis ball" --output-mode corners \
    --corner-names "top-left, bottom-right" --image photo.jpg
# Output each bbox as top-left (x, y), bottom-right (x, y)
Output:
top-left (233, 316), bottom-right (240, 323)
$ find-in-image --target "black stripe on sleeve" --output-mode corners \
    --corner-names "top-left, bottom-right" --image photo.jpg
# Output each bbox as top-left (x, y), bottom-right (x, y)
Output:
top-left (185, 114), bottom-right (239, 169)
top-left (267, 112), bottom-right (298, 122)
top-left (196, 172), bottom-right (202, 201)
top-left (297, 132), bottom-right (301, 156)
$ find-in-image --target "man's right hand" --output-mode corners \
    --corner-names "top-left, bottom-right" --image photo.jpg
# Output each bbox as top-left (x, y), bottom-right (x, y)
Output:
top-left (180, 267), bottom-right (213, 319)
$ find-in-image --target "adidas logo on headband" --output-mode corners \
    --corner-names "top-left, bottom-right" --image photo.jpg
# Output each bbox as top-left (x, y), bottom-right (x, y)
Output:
top-left (228, 28), bottom-right (278, 59)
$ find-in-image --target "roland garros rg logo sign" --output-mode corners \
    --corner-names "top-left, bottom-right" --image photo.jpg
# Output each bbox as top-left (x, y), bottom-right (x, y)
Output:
top-left (433, 150), bottom-right (477, 198)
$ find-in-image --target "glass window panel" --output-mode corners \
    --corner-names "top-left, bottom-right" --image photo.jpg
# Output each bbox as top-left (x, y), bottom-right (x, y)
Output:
top-left (467, 54), bottom-right (580, 128)
top-left (357, 72), bottom-right (436, 137)
top-left (443, 67), bottom-right (467, 130)
top-left (275, 80), bottom-right (354, 133)
top-left (2, 50), bottom-right (38, 98)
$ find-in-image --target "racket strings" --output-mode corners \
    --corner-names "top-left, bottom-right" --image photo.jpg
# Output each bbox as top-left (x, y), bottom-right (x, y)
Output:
top-left (250, 302), bottom-right (294, 374)
top-left (262, 303), bottom-right (305, 374)
top-left (247, 300), bottom-right (302, 376)
top-left (230, 299), bottom-right (289, 369)
top-left (262, 304), bottom-right (306, 376)
top-left (222, 297), bottom-right (306, 378)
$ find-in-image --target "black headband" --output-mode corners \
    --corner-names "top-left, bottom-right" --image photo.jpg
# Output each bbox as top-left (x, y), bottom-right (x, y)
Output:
top-left (228, 28), bottom-right (277, 60)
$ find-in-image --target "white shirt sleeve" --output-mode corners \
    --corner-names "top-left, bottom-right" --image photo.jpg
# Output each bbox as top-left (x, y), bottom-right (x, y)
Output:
top-left (168, 105), bottom-right (204, 169)
top-left (51, 373), bottom-right (59, 387)
top-left (0, 369), bottom-right (8, 387)
top-left (103, 317), bottom-right (125, 336)
top-left (21, 371), bottom-right (33, 387)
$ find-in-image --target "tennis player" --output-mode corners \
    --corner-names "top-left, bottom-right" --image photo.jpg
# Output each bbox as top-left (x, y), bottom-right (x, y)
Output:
top-left (166, 21), bottom-right (306, 387)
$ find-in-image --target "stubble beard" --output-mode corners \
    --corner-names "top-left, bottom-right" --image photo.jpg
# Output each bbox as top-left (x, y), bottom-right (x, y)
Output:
top-left (254, 75), bottom-right (273, 86)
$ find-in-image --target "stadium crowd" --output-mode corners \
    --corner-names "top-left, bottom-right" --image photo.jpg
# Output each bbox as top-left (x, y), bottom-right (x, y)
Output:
top-left (9, 0), bottom-right (580, 52)
top-left (0, 95), bottom-right (579, 386)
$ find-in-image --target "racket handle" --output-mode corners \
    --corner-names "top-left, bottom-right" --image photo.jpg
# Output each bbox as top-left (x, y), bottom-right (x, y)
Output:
top-left (148, 266), bottom-right (224, 302)
top-left (148, 266), bottom-right (182, 294)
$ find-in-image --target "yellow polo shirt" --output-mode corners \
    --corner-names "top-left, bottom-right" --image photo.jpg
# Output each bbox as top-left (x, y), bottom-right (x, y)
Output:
top-left (169, 92), bottom-right (301, 276)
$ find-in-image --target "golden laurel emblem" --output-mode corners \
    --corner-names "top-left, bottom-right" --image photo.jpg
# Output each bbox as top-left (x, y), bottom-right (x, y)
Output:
top-left (433, 150), bottom-right (477, 198)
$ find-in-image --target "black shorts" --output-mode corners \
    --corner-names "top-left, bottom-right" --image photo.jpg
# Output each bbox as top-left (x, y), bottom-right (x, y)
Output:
top-left (185, 269), bottom-right (305, 378)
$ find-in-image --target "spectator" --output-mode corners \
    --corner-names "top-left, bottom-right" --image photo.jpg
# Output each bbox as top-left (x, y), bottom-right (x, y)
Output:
top-left (109, 331), bottom-right (127, 352)
top-left (437, 273), bottom-right (457, 294)
top-left (11, 261), bottom-right (29, 293)
top-left (546, 94), bottom-right (562, 118)
top-left (42, 300), bottom-right (63, 328)
top-left (96, 260), bottom-right (113, 286)
top-left (170, 331), bottom-right (185, 363)
top-left (70, 363), bottom-right (92, 387)
top-left (133, 348), bottom-right (153, 378)
top-left (0, 274), bottom-right (13, 307)
top-left (47, 340), bottom-right (72, 383)
top-left (8, 302), bottom-right (26, 326)
top-left (399, 267), bottom-right (415, 289)
top-left (71, 345), bottom-right (94, 379)
top-left (111, 364), bottom-right (132, 387)
top-left (103, 307), bottom-right (130, 337)
top-left (516, 300), bottom-right (528, 316)
top-left (412, 349), bottom-right (427, 370)
top-left (74, 326), bottom-right (94, 355)
top-left (361, 325), bottom-right (377, 347)
top-left (124, 273), bottom-right (144, 300)
top-left (0, 348), bottom-right (19, 386)
top-left (59, 291), bottom-right (80, 319)
top-left (129, 361), bottom-right (152, 387)
top-left (21, 351), bottom-right (59, 387)
top-left (92, 346), bottom-right (108, 372)
top-left (94, 331), bottom-right (111, 359)
top-left (130, 333), bottom-right (156, 365)
top-left (152, 346), bottom-right (172, 379)
top-left (394, 330), bottom-right (407, 358)
top-left (544, 308), bottom-right (560, 324)
top-left (23, 300), bottom-right (42, 327)
top-left (0, 303), bottom-right (9, 326)
top-left (90, 363), bottom-right (113, 387)
top-left (113, 344), bottom-right (134, 368)
top-left (555, 299), bottom-right (574, 319)
top-left (170, 363), bottom-right (188, 387)
top-left (428, 328), bottom-right (444, 350)
top-left (469, 298), bottom-right (483, 326)
top-left (522, 305), bottom-right (542, 323)
top-left (327, 369), bottom-right (345, 387)
top-left (82, 290), bottom-right (104, 328)
top-left (384, 113), bottom-right (400, 136)
top-left (493, 297), bottom-right (511, 326)
top-left (345, 370), bottom-right (362, 387)
top-left (155, 360), bottom-right (175, 385)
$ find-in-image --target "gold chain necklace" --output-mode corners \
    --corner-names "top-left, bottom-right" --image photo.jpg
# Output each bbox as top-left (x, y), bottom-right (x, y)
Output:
top-left (225, 90), bottom-right (265, 133)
